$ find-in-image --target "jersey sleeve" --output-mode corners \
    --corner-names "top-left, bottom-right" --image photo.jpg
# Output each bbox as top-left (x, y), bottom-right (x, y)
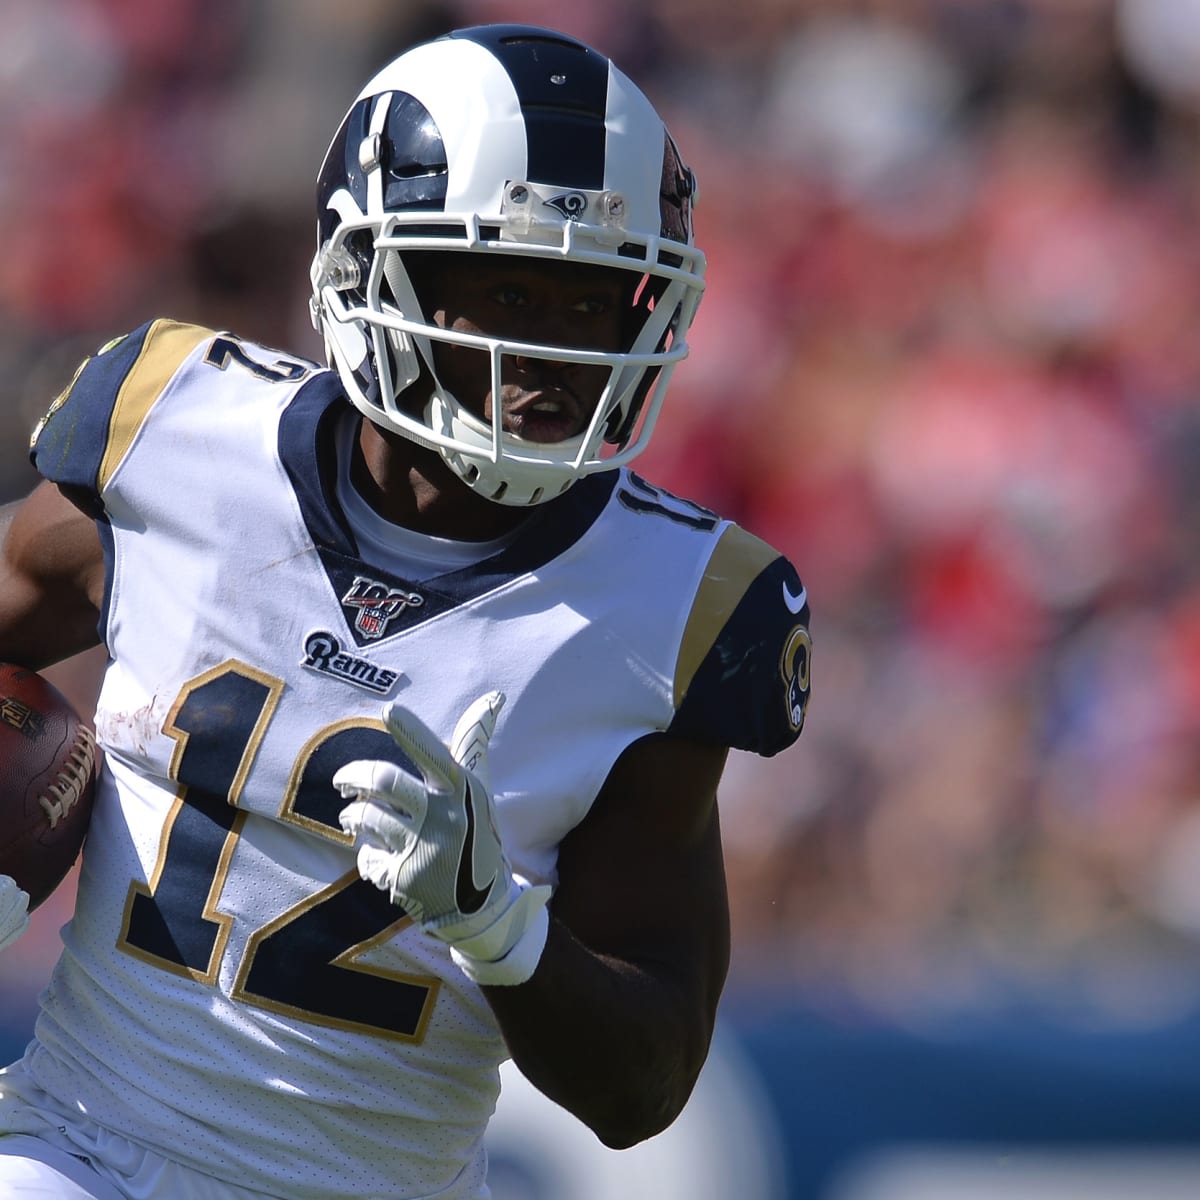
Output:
top-left (29, 320), bottom-right (214, 509)
top-left (668, 524), bottom-right (811, 757)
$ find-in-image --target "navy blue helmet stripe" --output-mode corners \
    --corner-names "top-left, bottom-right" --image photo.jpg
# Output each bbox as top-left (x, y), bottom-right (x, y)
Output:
top-left (450, 25), bottom-right (609, 190)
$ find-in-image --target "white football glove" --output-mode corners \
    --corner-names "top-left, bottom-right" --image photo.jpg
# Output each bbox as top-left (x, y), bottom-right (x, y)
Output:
top-left (0, 875), bottom-right (30, 952)
top-left (335, 691), bottom-right (550, 985)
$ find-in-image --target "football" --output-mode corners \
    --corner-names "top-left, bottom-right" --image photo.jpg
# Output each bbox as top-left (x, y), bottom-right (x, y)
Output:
top-left (0, 664), bottom-right (97, 911)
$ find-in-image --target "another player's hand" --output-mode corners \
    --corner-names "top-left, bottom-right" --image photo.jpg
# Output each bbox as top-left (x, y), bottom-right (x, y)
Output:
top-left (335, 692), bottom-right (550, 985)
top-left (0, 875), bottom-right (30, 952)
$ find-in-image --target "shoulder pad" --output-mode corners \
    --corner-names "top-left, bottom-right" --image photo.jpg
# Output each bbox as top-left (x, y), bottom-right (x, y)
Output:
top-left (30, 320), bottom-right (214, 499)
top-left (668, 525), bottom-right (811, 756)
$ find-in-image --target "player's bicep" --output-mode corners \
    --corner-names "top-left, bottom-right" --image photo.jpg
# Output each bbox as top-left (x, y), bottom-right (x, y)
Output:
top-left (551, 733), bottom-right (731, 1012)
top-left (0, 481), bottom-right (104, 668)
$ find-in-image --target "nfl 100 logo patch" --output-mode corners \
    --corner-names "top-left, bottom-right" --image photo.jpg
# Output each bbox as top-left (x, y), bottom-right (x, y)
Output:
top-left (341, 575), bottom-right (423, 640)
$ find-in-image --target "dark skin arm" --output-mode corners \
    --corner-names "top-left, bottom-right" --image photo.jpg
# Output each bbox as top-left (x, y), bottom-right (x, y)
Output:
top-left (0, 480), bottom-right (104, 668)
top-left (483, 732), bottom-right (730, 1149)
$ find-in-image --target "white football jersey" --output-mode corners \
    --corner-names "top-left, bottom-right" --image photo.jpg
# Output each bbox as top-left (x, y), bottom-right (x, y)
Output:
top-left (15, 321), bottom-right (810, 1199)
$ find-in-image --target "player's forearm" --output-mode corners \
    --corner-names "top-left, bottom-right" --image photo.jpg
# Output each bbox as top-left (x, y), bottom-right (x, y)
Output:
top-left (481, 915), bottom-right (715, 1149)
top-left (0, 486), bottom-right (104, 668)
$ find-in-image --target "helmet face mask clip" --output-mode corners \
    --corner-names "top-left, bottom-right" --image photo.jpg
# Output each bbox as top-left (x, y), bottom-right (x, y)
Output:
top-left (310, 24), bottom-right (706, 507)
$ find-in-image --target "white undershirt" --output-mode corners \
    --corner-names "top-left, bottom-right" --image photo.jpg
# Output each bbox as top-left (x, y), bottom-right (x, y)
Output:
top-left (334, 413), bottom-right (518, 581)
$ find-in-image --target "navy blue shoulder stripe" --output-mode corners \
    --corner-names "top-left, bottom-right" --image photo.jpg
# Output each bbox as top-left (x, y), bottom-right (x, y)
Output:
top-left (668, 553), bottom-right (810, 757)
top-left (450, 25), bottom-right (609, 190)
top-left (30, 322), bottom-right (157, 495)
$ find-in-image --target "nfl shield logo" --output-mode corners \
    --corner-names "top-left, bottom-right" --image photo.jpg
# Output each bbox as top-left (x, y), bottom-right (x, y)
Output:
top-left (341, 576), bottom-right (423, 640)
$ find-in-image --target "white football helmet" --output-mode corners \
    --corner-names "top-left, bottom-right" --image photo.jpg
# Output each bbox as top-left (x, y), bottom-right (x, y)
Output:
top-left (310, 24), bottom-right (706, 506)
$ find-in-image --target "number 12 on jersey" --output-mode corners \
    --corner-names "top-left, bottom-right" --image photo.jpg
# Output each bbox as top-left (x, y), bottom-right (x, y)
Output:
top-left (117, 661), bottom-right (439, 1041)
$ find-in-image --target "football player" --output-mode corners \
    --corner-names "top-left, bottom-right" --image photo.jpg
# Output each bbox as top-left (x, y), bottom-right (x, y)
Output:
top-left (0, 24), bottom-right (811, 1200)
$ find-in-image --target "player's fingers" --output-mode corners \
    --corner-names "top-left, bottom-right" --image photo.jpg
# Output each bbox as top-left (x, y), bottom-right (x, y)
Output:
top-left (382, 704), bottom-right (458, 790)
top-left (338, 798), bottom-right (417, 850)
top-left (449, 691), bottom-right (505, 774)
top-left (333, 760), bottom-right (423, 817)
top-left (355, 843), bottom-right (403, 899)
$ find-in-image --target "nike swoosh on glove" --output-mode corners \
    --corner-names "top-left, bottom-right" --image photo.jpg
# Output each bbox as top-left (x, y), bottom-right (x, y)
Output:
top-left (335, 691), bottom-right (550, 986)
top-left (0, 876), bottom-right (30, 952)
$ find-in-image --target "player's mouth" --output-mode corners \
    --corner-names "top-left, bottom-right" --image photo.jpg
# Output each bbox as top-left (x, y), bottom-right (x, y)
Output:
top-left (502, 387), bottom-right (588, 443)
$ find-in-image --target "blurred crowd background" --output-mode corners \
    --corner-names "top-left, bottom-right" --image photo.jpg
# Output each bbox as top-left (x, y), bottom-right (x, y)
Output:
top-left (4, 0), bottom-right (1200, 1086)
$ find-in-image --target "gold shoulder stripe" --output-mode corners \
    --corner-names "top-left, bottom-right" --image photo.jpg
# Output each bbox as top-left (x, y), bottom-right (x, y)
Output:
top-left (99, 320), bottom-right (213, 490)
top-left (674, 525), bottom-right (780, 708)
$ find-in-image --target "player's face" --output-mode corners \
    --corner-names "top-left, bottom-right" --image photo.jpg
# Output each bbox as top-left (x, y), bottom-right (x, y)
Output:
top-left (409, 254), bottom-right (629, 444)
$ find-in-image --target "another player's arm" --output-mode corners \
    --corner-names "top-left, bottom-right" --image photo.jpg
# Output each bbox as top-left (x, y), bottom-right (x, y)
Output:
top-left (483, 732), bottom-right (730, 1149)
top-left (0, 481), bottom-right (104, 668)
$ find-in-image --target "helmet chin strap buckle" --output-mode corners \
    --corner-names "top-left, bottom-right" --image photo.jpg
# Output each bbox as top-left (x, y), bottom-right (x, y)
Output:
top-left (309, 243), bottom-right (364, 333)
top-left (319, 244), bottom-right (364, 292)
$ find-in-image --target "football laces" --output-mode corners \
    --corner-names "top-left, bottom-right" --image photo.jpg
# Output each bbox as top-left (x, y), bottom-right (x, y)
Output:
top-left (39, 726), bottom-right (96, 828)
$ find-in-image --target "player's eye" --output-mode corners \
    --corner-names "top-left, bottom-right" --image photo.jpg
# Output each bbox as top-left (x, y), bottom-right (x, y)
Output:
top-left (571, 296), bottom-right (612, 315)
top-left (490, 285), bottom-right (529, 307)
